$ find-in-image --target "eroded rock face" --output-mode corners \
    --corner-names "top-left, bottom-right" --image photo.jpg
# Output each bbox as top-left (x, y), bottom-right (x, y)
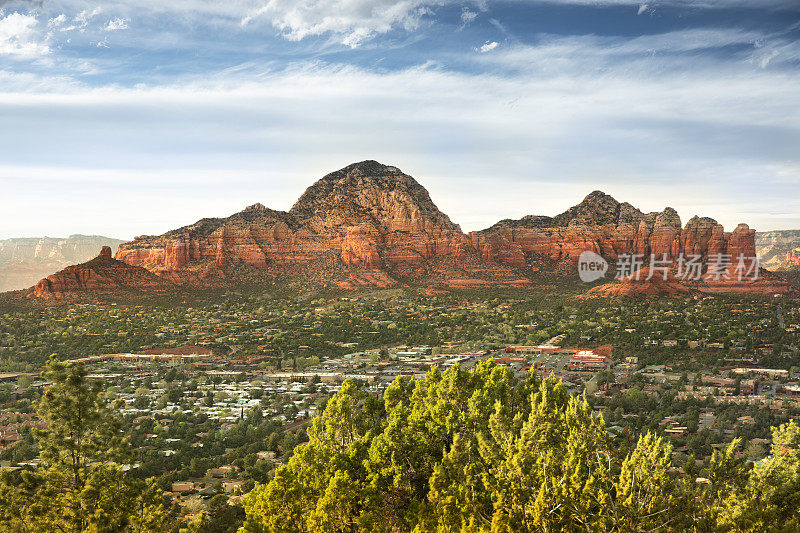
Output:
top-left (29, 247), bottom-right (173, 300)
top-left (114, 203), bottom-right (303, 283)
top-left (475, 192), bottom-right (750, 266)
top-left (755, 230), bottom-right (800, 270)
top-left (584, 267), bottom-right (690, 298)
top-left (584, 266), bottom-right (794, 298)
top-left (288, 161), bottom-right (469, 271)
top-left (787, 250), bottom-right (800, 268)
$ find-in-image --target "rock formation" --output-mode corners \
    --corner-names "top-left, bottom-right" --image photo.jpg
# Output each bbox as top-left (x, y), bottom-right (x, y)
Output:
top-left (584, 267), bottom-right (690, 298)
top-left (788, 250), bottom-right (800, 268)
top-left (473, 191), bottom-right (754, 266)
top-left (24, 161), bottom-right (790, 298)
top-left (114, 161), bottom-right (518, 288)
top-left (585, 265), bottom-right (794, 298)
top-left (29, 246), bottom-right (173, 300)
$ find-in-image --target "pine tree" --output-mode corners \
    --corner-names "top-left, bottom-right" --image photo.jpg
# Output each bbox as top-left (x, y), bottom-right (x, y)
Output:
top-left (0, 356), bottom-right (170, 532)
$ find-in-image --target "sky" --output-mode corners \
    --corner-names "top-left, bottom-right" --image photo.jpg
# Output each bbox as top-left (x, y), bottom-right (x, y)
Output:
top-left (0, 0), bottom-right (798, 240)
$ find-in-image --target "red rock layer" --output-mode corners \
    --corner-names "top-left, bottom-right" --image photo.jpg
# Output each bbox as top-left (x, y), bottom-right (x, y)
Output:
top-left (474, 192), bottom-right (758, 265)
top-left (698, 269), bottom-right (796, 295)
top-left (29, 246), bottom-right (174, 300)
top-left (476, 191), bottom-right (791, 295)
top-left (585, 265), bottom-right (795, 298)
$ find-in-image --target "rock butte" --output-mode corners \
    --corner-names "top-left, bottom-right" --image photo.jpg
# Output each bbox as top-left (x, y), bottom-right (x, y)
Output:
top-left (30, 246), bottom-right (173, 300)
top-left (28, 160), bottom-right (795, 299)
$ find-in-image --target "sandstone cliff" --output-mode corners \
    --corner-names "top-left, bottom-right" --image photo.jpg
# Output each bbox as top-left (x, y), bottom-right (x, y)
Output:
top-left (584, 267), bottom-right (690, 298)
top-left (473, 191), bottom-right (755, 267)
top-left (584, 267), bottom-right (794, 298)
top-left (114, 161), bottom-right (521, 288)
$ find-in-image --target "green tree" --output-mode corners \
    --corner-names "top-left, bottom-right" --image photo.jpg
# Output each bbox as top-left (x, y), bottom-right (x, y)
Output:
top-left (719, 421), bottom-right (800, 531)
top-left (615, 433), bottom-right (682, 531)
top-left (242, 363), bottom-right (697, 532)
top-left (0, 357), bottom-right (170, 532)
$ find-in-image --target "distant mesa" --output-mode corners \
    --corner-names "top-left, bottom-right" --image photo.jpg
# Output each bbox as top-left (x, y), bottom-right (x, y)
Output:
top-left (755, 230), bottom-right (800, 271)
top-left (21, 160), bottom-right (796, 299)
top-left (0, 234), bottom-right (125, 292)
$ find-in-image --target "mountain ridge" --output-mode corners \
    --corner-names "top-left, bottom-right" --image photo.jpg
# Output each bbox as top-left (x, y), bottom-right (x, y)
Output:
top-left (23, 161), bottom-right (796, 299)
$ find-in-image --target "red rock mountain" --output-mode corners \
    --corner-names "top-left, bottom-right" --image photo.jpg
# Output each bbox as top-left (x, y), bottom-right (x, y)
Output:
top-left (26, 161), bottom-right (795, 297)
top-left (114, 161), bottom-right (524, 289)
top-left (470, 189), bottom-right (791, 296)
top-left (30, 246), bottom-right (173, 300)
top-left (470, 190), bottom-right (756, 268)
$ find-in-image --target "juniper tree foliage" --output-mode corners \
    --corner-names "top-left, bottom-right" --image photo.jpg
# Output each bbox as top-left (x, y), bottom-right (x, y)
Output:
top-left (0, 356), bottom-right (169, 533)
top-left (714, 421), bottom-right (800, 532)
top-left (243, 361), bottom-right (800, 533)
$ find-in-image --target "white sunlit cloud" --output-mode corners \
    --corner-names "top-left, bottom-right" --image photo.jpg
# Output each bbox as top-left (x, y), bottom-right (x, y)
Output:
top-left (460, 7), bottom-right (477, 27)
top-left (240, 0), bottom-right (461, 47)
top-left (474, 28), bottom-right (800, 78)
top-left (73, 7), bottom-right (102, 32)
top-left (478, 40), bottom-right (498, 52)
top-left (105, 17), bottom-right (128, 31)
top-left (0, 12), bottom-right (50, 57)
top-left (47, 14), bottom-right (68, 30)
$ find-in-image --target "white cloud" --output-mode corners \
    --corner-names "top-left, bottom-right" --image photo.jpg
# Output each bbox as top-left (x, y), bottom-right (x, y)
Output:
top-left (460, 7), bottom-right (477, 27)
top-left (0, 29), bottom-right (797, 236)
top-left (241, 0), bottom-right (454, 47)
top-left (472, 28), bottom-right (800, 76)
top-left (105, 17), bottom-right (128, 31)
top-left (479, 40), bottom-right (498, 52)
top-left (74, 8), bottom-right (102, 32)
top-left (637, 4), bottom-right (648, 15)
top-left (47, 14), bottom-right (68, 29)
top-left (0, 12), bottom-right (50, 57)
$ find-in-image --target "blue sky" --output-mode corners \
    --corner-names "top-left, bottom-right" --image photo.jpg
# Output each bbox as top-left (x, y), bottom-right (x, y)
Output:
top-left (0, 0), bottom-right (798, 240)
